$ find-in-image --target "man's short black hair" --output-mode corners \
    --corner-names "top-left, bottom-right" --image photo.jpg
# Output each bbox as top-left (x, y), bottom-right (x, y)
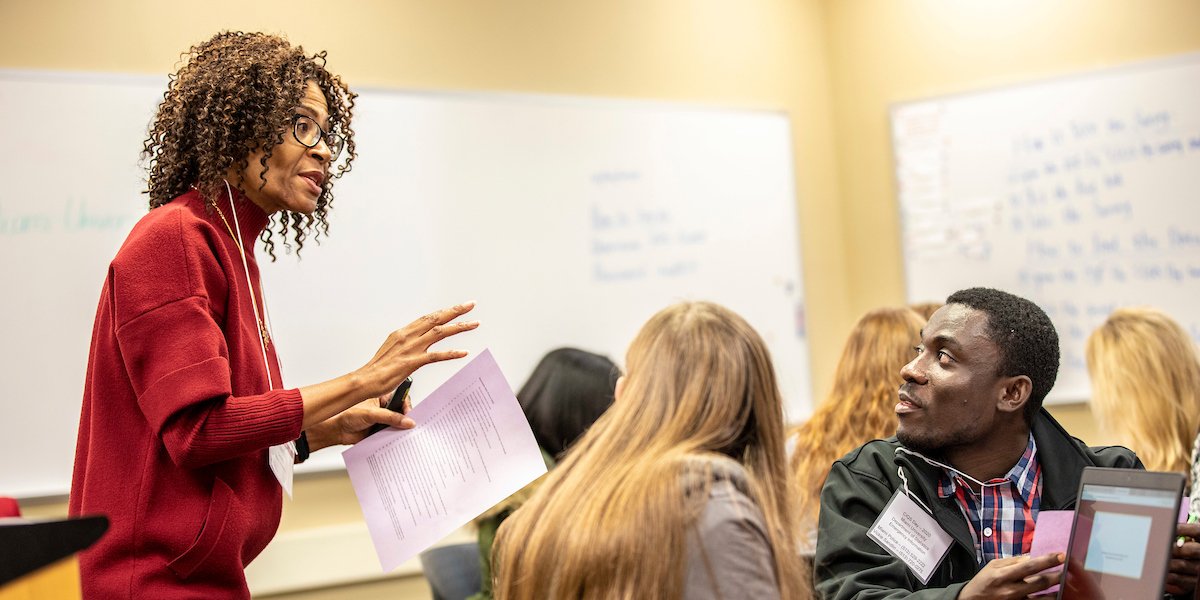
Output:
top-left (945, 287), bottom-right (1060, 423)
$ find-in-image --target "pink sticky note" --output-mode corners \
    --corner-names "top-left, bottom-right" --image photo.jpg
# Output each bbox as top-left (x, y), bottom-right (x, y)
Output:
top-left (1028, 510), bottom-right (1073, 596)
top-left (1180, 496), bottom-right (1192, 523)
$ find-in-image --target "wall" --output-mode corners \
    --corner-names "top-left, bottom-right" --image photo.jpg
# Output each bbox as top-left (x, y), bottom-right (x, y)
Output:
top-left (5, 0), bottom-right (1196, 595)
top-left (0, 1), bottom-right (843, 597)
top-left (824, 0), bottom-right (1200, 443)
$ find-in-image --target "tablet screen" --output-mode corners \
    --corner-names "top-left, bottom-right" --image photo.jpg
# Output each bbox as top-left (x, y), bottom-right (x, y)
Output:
top-left (1059, 482), bottom-right (1179, 600)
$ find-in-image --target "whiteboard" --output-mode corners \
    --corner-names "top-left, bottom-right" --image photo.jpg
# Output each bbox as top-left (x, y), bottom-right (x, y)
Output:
top-left (0, 70), bottom-right (810, 499)
top-left (891, 53), bottom-right (1200, 403)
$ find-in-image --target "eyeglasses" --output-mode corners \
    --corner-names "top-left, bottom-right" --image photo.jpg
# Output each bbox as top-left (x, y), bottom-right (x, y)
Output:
top-left (292, 114), bottom-right (345, 161)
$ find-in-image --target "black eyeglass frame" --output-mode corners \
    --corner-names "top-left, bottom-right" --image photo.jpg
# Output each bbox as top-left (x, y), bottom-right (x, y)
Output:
top-left (291, 114), bottom-right (346, 161)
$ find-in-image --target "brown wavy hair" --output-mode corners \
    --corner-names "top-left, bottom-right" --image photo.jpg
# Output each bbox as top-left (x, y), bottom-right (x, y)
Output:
top-left (789, 306), bottom-right (925, 539)
top-left (909, 301), bottom-right (942, 321)
top-left (493, 302), bottom-right (808, 599)
top-left (142, 31), bottom-right (357, 259)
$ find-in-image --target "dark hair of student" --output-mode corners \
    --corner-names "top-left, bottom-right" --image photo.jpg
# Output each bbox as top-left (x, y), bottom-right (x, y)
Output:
top-left (945, 287), bottom-right (1060, 422)
top-left (517, 348), bottom-right (619, 458)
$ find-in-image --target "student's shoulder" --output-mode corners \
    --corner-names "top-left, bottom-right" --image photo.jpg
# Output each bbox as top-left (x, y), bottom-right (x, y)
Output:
top-left (815, 438), bottom-right (910, 496)
top-left (1084, 443), bottom-right (1143, 469)
top-left (677, 455), bottom-right (760, 514)
top-left (679, 454), bottom-right (752, 495)
top-left (699, 470), bottom-right (770, 545)
top-left (684, 463), bottom-right (780, 600)
top-left (1039, 408), bottom-right (1142, 470)
top-left (833, 437), bottom-right (903, 473)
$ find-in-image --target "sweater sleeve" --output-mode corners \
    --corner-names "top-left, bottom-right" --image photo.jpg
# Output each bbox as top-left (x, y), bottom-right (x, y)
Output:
top-left (111, 208), bottom-right (304, 469)
top-left (684, 483), bottom-right (781, 600)
top-left (814, 461), bottom-right (965, 600)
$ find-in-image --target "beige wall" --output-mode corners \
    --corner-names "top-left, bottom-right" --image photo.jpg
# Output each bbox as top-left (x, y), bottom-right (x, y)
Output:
top-left (822, 0), bottom-right (1200, 443)
top-left (5, 0), bottom-right (1198, 596)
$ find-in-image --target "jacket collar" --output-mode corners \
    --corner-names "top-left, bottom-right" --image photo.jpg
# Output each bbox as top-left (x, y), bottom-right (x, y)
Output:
top-left (891, 408), bottom-right (1087, 558)
top-left (1029, 408), bottom-right (1092, 510)
top-left (894, 448), bottom-right (977, 559)
top-left (894, 409), bottom-right (1086, 500)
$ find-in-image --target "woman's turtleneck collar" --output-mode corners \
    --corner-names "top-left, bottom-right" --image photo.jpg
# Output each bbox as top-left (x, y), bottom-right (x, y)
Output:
top-left (187, 182), bottom-right (273, 251)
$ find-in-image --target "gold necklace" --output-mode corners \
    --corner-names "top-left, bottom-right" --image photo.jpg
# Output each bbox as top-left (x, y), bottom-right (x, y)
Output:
top-left (210, 200), bottom-right (272, 349)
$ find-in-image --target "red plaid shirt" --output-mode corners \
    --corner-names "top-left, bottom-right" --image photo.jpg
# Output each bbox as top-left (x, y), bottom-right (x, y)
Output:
top-left (937, 434), bottom-right (1042, 564)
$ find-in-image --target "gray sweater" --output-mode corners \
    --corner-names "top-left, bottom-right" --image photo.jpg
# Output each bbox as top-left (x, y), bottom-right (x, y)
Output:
top-left (684, 460), bottom-right (781, 600)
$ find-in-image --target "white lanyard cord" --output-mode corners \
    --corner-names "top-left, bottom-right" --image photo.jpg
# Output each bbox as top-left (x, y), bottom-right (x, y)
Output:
top-left (896, 466), bottom-right (936, 514)
top-left (895, 447), bottom-right (1011, 491)
top-left (221, 180), bottom-right (275, 391)
top-left (896, 447), bottom-right (1012, 561)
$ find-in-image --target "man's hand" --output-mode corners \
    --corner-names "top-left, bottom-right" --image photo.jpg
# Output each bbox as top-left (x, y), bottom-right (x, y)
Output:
top-left (1166, 522), bottom-right (1200, 596)
top-left (1059, 554), bottom-right (1104, 599)
top-left (958, 553), bottom-right (1064, 600)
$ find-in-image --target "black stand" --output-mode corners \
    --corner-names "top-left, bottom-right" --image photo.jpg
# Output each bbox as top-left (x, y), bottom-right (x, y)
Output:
top-left (0, 515), bottom-right (108, 585)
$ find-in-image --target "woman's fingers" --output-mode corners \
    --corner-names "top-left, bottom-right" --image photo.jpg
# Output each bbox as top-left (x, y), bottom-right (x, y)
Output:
top-left (407, 301), bottom-right (477, 336)
top-left (335, 403), bottom-right (416, 445)
top-left (360, 302), bottom-right (479, 398)
top-left (420, 349), bottom-right (471, 365)
top-left (421, 320), bottom-right (481, 345)
top-left (383, 302), bottom-right (478, 359)
top-left (360, 405), bottom-right (415, 430)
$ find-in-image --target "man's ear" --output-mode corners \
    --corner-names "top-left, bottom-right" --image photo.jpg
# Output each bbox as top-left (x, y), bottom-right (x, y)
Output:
top-left (997, 375), bottom-right (1032, 415)
top-left (614, 375), bottom-right (625, 403)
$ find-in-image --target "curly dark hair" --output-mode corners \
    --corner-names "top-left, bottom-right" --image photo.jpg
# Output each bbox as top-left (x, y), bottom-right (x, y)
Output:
top-left (142, 31), bottom-right (357, 259)
top-left (945, 287), bottom-right (1060, 423)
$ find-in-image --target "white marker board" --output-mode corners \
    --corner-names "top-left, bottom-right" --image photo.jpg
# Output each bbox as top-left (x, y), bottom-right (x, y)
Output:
top-left (892, 53), bottom-right (1200, 403)
top-left (0, 70), bottom-right (810, 498)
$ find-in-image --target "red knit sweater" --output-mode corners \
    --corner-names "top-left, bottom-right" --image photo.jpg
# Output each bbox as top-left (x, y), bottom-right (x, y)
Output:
top-left (69, 188), bottom-right (305, 598)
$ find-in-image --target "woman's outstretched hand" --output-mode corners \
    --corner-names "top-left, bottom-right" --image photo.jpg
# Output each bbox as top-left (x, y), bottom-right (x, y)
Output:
top-left (353, 301), bottom-right (480, 399)
top-left (299, 301), bottom-right (478, 432)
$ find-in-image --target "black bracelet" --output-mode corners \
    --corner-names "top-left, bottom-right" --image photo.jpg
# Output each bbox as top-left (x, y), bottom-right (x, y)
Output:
top-left (295, 431), bottom-right (310, 463)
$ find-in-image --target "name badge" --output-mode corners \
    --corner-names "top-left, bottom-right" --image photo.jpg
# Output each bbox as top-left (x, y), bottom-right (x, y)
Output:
top-left (867, 490), bottom-right (954, 584)
top-left (268, 441), bottom-right (296, 498)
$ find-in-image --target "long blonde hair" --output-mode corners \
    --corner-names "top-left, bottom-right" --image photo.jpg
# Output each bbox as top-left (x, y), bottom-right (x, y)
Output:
top-left (492, 302), bottom-right (807, 599)
top-left (790, 307), bottom-right (925, 528)
top-left (1086, 307), bottom-right (1200, 473)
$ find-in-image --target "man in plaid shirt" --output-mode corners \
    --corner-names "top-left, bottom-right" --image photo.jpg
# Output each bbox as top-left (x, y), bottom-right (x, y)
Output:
top-left (814, 288), bottom-right (1200, 599)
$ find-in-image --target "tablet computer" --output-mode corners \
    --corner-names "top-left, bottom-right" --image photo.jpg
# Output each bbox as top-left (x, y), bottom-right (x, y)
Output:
top-left (1057, 467), bottom-right (1185, 600)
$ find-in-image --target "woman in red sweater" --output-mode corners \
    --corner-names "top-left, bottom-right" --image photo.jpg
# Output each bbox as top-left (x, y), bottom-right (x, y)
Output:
top-left (68, 32), bottom-right (478, 598)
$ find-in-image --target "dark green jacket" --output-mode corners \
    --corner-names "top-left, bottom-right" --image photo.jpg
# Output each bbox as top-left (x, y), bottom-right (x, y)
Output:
top-left (813, 409), bottom-right (1141, 600)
